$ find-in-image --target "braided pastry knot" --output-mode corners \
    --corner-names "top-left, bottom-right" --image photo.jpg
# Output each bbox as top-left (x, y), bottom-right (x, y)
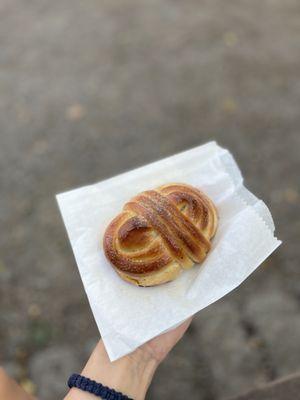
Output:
top-left (103, 183), bottom-right (218, 286)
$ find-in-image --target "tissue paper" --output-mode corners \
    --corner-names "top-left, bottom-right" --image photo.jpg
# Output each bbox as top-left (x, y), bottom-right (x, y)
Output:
top-left (57, 142), bottom-right (281, 361)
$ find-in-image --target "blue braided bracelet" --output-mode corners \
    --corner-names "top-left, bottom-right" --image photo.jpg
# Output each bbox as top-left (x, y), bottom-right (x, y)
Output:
top-left (68, 373), bottom-right (134, 400)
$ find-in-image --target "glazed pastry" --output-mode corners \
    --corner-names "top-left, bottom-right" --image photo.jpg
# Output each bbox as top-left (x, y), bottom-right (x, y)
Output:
top-left (103, 183), bottom-right (218, 286)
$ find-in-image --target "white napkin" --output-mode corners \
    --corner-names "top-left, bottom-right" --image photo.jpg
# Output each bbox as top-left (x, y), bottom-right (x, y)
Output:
top-left (56, 141), bottom-right (281, 361)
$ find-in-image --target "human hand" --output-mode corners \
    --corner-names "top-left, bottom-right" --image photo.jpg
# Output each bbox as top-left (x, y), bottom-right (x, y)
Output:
top-left (137, 317), bottom-right (193, 364)
top-left (65, 318), bottom-right (192, 400)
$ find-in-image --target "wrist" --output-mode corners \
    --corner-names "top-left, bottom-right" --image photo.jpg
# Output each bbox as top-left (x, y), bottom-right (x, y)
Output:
top-left (65, 340), bottom-right (159, 400)
top-left (119, 346), bottom-right (159, 399)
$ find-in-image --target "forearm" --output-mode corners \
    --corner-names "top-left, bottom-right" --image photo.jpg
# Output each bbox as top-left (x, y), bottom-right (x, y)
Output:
top-left (64, 340), bottom-right (158, 400)
top-left (0, 368), bottom-right (35, 400)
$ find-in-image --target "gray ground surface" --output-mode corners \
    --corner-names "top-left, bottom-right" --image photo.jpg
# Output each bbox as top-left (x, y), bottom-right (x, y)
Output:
top-left (0, 0), bottom-right (299, 399)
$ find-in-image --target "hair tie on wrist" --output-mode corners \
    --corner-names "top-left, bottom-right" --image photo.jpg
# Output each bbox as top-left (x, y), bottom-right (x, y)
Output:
top-left (68, 373), bottom-right (134, 399)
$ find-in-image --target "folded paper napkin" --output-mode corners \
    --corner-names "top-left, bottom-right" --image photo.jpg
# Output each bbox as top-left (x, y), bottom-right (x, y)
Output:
top-left (56, 141), bottom-right (281, 361)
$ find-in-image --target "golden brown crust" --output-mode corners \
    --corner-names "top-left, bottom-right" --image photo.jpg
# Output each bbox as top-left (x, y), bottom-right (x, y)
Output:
top-left (103, 183), bottom-right (218, 286)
